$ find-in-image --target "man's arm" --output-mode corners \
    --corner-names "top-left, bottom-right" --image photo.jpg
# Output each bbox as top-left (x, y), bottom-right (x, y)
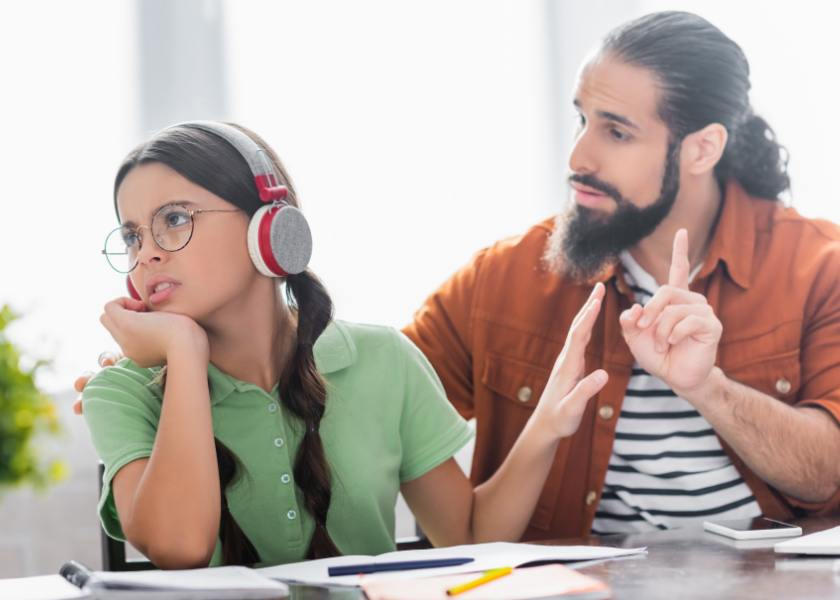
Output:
top-left (622, 229), bottom-right (840, 506)
top-left (686, 368), bottom-right (840, 503)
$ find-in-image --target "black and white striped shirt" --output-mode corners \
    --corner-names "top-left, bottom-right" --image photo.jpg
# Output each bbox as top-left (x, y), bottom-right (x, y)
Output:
top-left (591, 251), bottom-right (761, 534)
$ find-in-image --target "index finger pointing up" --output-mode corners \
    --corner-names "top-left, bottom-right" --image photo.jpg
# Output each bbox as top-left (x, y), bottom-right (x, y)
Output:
top-left (668, 229), bottom-right (690, 290)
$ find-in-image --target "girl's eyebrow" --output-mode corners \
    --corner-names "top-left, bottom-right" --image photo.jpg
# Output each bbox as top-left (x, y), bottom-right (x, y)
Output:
top-left (120, 200), bottom-right (196, 228)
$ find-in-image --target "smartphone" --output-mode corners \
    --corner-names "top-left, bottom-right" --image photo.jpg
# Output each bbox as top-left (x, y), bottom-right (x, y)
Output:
top-left (703, 518), bottom-right (802, 540)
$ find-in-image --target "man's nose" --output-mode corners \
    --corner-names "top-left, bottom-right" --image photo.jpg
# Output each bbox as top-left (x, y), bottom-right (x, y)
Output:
top-left (568, 127), bottom-right (599, 175)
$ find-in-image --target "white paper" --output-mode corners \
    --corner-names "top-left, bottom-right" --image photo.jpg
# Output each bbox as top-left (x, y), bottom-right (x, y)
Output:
top-left (0, 575), bottom-right (90, 600)
top-left (257, 542), bottom-right (647, 586)
top-left (775, 525), bottom-right (840, 555)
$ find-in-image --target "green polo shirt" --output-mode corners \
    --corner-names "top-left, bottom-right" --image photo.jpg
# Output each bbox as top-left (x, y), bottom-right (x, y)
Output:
top-left (83, 320), bottom-right (474, 567)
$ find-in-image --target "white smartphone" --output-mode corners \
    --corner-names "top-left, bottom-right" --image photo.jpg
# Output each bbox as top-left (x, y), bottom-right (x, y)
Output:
top-left (703, 517), bottom-right (802, 540)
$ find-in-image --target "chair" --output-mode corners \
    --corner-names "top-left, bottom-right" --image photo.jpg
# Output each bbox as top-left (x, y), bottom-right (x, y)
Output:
top-left (98, 462), bottom-right (430, 571)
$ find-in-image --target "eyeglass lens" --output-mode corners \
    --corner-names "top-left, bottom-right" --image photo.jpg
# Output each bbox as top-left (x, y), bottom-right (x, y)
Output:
top-left (103, 205), bottom-right (195, 273)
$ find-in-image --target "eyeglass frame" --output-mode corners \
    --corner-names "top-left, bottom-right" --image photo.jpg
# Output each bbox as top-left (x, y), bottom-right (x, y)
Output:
top-left (102, 203), bottom-right (243, 273)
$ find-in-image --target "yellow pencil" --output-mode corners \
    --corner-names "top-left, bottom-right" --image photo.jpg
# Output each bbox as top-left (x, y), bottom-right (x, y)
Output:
top-left (446, 567), bottom-right (513, 596)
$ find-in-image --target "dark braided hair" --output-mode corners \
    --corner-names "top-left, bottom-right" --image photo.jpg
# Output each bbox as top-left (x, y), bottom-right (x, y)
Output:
top-left (114, 122), bottom-right (341, 563)
top-left (601, 11), bottom-right (790, 200)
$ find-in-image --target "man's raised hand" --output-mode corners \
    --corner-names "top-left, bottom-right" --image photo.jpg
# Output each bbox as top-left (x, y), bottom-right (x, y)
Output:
top-left (619, 229), bottom-right (722, 398)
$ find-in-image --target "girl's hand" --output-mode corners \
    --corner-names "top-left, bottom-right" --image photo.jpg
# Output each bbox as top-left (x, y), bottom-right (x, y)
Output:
top-left (99, 297), bottom-right (209, 369)
top-left (532, 283), bottom-right (609, 439)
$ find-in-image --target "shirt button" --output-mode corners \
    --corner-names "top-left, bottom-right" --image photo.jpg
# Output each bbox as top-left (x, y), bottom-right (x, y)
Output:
top-left (274, 437), bottom-right (284, 448)
top-left (268, 403), bottom-right (278, 413)
top-left (599, 406), bottom-right (615, 420)
top-left (775, 379), bottom-right (791, 395)
top-left (586, 491), bottom-right (598, 506)
top-left (517, 386), bottom-right (532, 402)
top-left (287, 510), bottom-right (297, 520)
top-left (281, 474), bottom-right (291, 484)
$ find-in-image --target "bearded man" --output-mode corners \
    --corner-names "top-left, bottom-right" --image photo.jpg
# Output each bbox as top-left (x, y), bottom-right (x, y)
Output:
top-left (402, 11), bottom-right (840, 538)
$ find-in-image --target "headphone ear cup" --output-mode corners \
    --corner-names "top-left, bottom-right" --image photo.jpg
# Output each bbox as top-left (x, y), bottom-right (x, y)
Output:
top-left (126, 276), bottom-right (142, 301)
top-left (247, 204), bottom-right (313, 277)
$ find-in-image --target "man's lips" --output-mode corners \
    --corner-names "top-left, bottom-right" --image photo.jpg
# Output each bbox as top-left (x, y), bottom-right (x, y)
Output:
top-left (571, 184), bottom-right (611, 208)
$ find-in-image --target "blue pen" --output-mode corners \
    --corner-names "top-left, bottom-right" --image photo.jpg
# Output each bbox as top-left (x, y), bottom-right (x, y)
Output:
top-left (328, 557), bottom-right (474, 577)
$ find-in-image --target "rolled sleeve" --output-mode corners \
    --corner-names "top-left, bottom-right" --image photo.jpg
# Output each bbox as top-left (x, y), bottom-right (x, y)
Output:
top-left (402, 249), bottom-right (486, 420)
top-left (396, 332), bottom-right (474, 482)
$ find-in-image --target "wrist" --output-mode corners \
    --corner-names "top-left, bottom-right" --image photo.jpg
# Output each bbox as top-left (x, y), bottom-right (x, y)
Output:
top-left (166, 323), bottom-right (209, 362)
top-left (674, 366), bottom-right (728, 410)
top-left (523, 410), bottom-right (565, 449)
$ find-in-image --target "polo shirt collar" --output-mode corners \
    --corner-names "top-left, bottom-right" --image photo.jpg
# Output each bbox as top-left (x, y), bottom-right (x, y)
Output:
top-left (207, 320), bottom-right (357, 406)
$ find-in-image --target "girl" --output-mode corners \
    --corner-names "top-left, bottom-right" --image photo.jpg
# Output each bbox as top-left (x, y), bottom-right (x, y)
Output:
top-left (83, 121), bottom-right (608, 569)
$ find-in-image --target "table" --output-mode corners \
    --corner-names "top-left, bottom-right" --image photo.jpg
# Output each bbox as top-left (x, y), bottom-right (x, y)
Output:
top-left (288, 517), bottom-right (840, 600)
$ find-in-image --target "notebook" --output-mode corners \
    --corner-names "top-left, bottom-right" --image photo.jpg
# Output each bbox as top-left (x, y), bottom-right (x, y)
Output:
top-left (60, 564), bottom-right (288, 599)
top-left (361, 564), bottom-right (611, 600)
top-left (775, 525), bottom-right (840, 555)
top-left (258, 541), bottom-right (645, 586)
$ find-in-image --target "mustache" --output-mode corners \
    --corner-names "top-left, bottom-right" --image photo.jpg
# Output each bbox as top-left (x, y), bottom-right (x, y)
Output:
top-left (567, 173), bottom-right (623, 204)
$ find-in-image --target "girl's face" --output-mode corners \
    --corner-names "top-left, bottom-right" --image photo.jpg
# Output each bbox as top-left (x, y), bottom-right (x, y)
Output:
top-left (117, 162), bottom-right (262, 322)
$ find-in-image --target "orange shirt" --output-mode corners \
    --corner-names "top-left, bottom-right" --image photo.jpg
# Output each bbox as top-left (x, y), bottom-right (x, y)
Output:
top-left (403, 181), bottom-right (840, 541)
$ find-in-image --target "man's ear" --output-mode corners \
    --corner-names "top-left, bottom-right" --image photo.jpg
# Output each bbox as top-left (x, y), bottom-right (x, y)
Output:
top-left (681, 123), bottom-right (728, 176)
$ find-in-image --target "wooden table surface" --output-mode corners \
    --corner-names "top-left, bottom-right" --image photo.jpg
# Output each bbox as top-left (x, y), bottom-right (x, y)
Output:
top-left (288, 516), bottom-right (840, 600)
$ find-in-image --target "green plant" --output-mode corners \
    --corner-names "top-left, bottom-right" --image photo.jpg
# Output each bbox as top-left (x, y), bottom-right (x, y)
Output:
top-left (0, 305), bottom-right (66, 491)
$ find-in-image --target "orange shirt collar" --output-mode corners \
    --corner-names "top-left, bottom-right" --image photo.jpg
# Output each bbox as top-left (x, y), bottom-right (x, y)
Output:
top-left (693, 180), bottom-right (757, 290)
top-left (575, 180), bottom-right (761, 291)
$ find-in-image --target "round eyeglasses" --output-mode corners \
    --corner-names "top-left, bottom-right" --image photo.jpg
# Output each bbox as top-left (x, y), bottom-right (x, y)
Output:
top-left (102, 204), bottom-right (242, 273)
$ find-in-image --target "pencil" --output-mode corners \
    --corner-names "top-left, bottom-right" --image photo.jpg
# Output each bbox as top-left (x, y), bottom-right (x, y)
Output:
top-left (446, 567), bottom-right (513, 596)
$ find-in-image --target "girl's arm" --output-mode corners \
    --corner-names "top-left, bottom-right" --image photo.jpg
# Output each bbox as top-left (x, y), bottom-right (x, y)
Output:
top-left (401, 284), bottom-right (608, 546)
top-left (101, 298), bottom-right (220, 568)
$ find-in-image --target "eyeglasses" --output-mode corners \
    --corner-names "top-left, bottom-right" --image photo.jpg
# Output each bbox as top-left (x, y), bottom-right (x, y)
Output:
top-left (102, 204), bottom-right (241, 273)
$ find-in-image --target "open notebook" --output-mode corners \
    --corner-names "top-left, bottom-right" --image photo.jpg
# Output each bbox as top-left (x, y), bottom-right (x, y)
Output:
top-left (257, 541), bottom-right (646, 586)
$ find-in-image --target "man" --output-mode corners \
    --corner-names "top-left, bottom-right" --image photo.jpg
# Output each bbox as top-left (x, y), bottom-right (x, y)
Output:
top-left (402, 11), bottom-right (840, 539)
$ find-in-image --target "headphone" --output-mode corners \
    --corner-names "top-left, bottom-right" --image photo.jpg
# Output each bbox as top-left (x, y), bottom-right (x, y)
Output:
top-left (127, 121), bottom-right (312, 301)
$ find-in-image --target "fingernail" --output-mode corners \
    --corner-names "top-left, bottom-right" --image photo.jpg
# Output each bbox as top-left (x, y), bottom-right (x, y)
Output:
top-left (594, 371), bottom-right (607, 385)
top-left (82, 371), bottom-right (95, 378)
top-left (668, 335), bottom-right (675, 344)
top-left (638, 316), bottom-right (648, 327)
top-left (97, 352), bottom-right (112, 367)
top-left (655, 342), bottom-right (662, 353)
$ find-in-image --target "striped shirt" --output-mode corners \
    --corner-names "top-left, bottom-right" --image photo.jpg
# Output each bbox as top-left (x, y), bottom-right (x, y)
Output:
top-left (591, 251), bottom-right (761, 534)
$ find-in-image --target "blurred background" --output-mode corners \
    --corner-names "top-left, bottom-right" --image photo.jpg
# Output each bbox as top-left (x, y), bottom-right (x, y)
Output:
top-left (0, 0), bottom-right (838, 578)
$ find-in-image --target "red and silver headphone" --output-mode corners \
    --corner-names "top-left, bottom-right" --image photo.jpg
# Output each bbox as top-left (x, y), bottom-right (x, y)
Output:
top-left (127, 121), bottom-right (312, 300)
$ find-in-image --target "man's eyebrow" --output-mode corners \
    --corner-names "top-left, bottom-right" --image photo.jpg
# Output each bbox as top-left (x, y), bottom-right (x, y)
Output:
top-left (573, 99), bottom-right (640, 131)
top-left (120, 200), bottom-right (195, 228)
top-left (597, 110), bottom-right (640, 131)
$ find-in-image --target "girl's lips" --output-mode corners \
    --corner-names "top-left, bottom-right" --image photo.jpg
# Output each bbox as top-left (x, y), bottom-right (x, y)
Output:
top-left (149, 283), bottom-right (180, 304)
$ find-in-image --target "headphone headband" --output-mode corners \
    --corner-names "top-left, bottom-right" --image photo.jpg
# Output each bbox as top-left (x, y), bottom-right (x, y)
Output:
top-left (167, 121), bottom-right (289, 203)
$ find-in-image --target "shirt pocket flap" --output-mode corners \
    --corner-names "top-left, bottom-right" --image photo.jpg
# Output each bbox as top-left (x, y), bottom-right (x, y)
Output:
top-left (482, 352), bottom-right (552, 409)
top-left (725, 348), bottom-right (801, 404)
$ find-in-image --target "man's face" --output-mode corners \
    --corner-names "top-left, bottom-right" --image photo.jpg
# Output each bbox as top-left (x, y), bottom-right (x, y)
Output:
top-left (547, 53), bottom-right (681, 281)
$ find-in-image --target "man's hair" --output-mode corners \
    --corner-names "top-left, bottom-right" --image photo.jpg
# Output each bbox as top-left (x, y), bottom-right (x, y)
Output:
top-left (601, 11), bottom-right (789, 200)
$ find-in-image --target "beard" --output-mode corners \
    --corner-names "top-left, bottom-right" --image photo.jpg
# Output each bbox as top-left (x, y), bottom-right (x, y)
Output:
top-left (545, 139), bottom-right (682, 283)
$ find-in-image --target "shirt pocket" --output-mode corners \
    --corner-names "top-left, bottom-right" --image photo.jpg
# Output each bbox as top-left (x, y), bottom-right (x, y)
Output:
top-left (482, 352), bottom-right (552, 409)
top-left (719, 324), bottom-right (801, 405)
